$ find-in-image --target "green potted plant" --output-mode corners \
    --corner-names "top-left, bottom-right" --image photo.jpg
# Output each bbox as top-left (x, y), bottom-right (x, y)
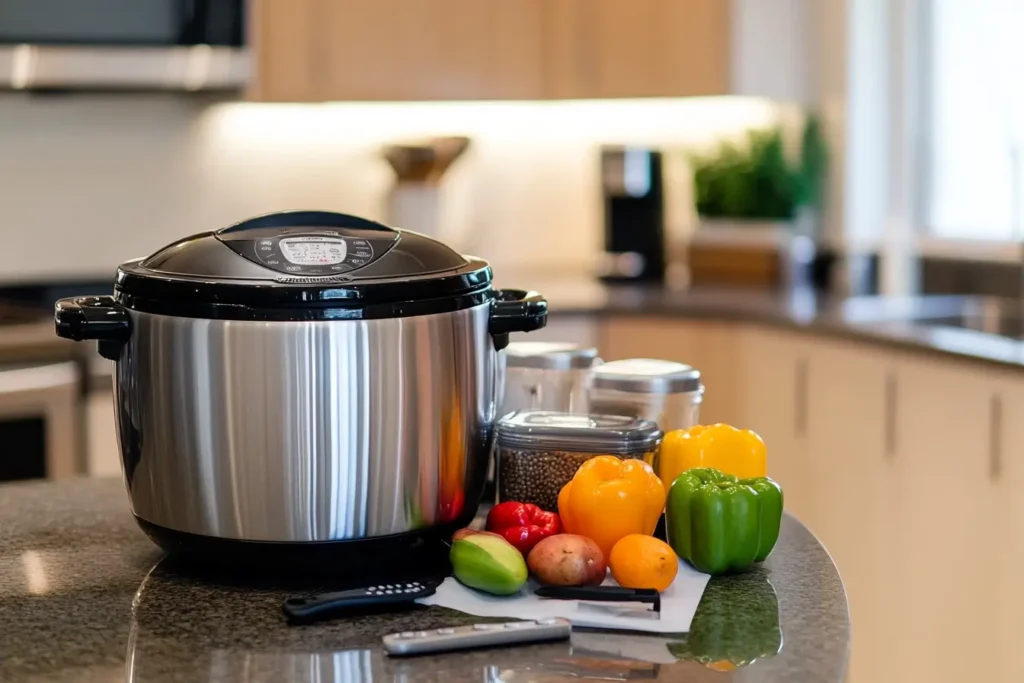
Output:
top-left (691, 114), bottom-right (827, 239)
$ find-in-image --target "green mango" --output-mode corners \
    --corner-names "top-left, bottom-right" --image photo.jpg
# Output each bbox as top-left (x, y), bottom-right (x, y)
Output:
top-left (450, 534), bottom-right (527, 596)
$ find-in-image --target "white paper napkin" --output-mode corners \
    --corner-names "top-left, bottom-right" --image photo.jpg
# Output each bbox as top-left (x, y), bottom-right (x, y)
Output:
top-left (418, 558), bottom-right (710, 634)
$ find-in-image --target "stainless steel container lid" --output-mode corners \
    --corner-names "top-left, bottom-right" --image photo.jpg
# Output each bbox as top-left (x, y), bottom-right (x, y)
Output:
top-left (503, 341), bottom-right (599, 370)
top-left (591, 358), bottom-right (702, 394)
top-left (496, 410), bottom-right (662, 454)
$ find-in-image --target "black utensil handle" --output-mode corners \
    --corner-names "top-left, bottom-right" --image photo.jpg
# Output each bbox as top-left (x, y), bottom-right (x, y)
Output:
top-left (535, 585), bottom-right (661, 613)
top-left (489, 289), bottom-right (547, 350)
top-left (54, 296), bottom-right (131, 361)
top-left (283, 584), bottom-right (438, 625)
top-left (216, 210), bottom-right (395, 235)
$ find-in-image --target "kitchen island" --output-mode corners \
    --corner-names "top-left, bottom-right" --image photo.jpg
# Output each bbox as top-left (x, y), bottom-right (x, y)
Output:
top-left (0, 477), bottom-right (848, 682)
top-left (495, 279), bottom-right (1024, 683)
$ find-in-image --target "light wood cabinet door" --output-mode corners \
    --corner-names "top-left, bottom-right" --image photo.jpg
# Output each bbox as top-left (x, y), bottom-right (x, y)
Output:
top-left (86, 391), bottom-right (120, 477)
top-left (543, 0), bottom-right (730, 99)
top-left (253, 0), bottom-right (547, 101)
top-left (598, 318), bottom-right (740, 426)
top-left (994, 375), bottom-right (1024, 683)
top-left (510, 316), bottom-right (600, 350)
top-left (801, 340), bottom-right (898, 683)
top-left (733, 326), bottom-right (811, 519)
top-left (249, 0), bottom-right (322, 101)
top-left (891, 357), bottom-right (1000, 683)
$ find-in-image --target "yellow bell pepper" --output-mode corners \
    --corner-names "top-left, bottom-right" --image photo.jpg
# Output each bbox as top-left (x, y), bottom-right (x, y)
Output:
top-left (659, 424), bottom-right (767, 484)
top-left (557, 456), bottom-right (666, 558)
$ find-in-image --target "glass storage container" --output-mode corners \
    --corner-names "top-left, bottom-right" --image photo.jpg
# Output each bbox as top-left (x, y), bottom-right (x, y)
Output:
top-left (587, 358), bottom-right (704, 431)
top-left (498, 341), bottom-right (600, 416)
top-left (495, 410), bottom-right (662, 512)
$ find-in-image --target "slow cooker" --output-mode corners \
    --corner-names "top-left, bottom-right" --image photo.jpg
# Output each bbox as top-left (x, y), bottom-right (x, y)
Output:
top-left (54, 210), bottom-right (546, 563)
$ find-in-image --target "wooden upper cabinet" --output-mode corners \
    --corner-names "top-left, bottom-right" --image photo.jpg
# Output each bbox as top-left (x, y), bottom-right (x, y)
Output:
top-left (249, 0), bottom-right (731, 101)
top-left (249, 0), bottom-right (321, 101)
top-left (251, 0), bottom-right (546, 101)
top-left (542, 0), bottom-right (731, 99)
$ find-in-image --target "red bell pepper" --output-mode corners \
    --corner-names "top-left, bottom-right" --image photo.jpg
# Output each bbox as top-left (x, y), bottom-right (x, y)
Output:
top-left (486, 501), bottom-right (562, 555)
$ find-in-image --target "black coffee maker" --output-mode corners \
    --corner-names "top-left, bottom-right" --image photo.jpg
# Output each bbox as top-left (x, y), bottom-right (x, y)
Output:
top-left (599, 147), bottom-right (665, 284)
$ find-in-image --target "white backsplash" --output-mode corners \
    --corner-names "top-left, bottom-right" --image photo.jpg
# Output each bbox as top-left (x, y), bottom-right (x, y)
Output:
top-left (0, 94), bottom-right (791, 281)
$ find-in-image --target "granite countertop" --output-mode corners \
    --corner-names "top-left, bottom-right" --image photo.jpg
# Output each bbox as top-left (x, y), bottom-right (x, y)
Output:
top-left (0, 478), bottom-right (848, 683)
top-left (6, 276), bottom-right (1024, 371)
top-left (495, 276), bottom-right (1024, 369)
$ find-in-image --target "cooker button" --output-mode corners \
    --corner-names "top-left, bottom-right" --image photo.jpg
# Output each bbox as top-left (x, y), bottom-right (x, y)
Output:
top-left (437, 628), bottom-right (455, 635)
top-left (505, 622), bottom-right (534, 628)
top-left (473, 624), bottom-right (499, 631)
top-left (414, 631), bottom-right (429, 637)
top-left (385, 590), bottom-right (394, 594)
top-left (348, 259), bottom-right (367, 265)
top-left (399, 632), bottom-right (414, 638)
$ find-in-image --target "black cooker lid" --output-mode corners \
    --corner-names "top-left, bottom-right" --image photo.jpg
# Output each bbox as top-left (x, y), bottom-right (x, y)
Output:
top-left (115, 211), bottom-right (493, 319)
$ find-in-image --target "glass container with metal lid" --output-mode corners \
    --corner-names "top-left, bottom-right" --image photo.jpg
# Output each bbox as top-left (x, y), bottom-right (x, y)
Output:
top-left (587, 358), bottom-right (704, 431)
top-left (495, 410), bottom-right (661, 511)
top-left (498, 341), bottom-right (600, 415)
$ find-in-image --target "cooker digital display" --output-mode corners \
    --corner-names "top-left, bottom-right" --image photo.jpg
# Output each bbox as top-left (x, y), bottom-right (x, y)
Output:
top-left (236, 230), bottom-right (380, 276)
top-left (280, 236), bottom-right (347, 265)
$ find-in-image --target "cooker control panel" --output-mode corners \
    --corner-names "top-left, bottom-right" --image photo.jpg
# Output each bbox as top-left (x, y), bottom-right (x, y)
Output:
top-left (221, 230), bottom-right (395, 276)
top-left (253, 234), bottom-right (375, 275)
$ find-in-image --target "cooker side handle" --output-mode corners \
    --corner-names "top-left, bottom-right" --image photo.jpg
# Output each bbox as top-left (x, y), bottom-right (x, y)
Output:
top-left (54, 296), bottom-right (132, 361)
top-left (489, 289), bottom-right (548, 351)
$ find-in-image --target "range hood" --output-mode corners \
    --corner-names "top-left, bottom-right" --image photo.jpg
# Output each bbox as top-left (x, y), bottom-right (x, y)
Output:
top-left (0, 45), bottom-right (248, 91)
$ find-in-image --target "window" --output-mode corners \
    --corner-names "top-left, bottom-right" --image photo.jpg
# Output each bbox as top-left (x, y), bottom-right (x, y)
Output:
top-left (924, 0), bottom-right (1024, 241)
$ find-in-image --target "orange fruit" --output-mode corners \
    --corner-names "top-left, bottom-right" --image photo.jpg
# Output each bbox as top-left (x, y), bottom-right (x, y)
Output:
top-left (608, 534), bottom-right (678, 592)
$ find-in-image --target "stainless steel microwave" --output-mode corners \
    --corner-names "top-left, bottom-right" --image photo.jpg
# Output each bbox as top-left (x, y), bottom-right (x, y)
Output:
top-left (0, 0), bottom-right (247, 91)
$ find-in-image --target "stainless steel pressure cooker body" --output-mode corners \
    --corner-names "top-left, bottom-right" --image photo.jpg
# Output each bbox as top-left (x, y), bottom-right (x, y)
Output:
top-left (55, 211), bottom-right (547, 560)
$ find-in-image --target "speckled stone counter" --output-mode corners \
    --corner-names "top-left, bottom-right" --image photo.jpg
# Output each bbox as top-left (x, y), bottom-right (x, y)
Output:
top-left (0, 478), bottom-right (849, 683)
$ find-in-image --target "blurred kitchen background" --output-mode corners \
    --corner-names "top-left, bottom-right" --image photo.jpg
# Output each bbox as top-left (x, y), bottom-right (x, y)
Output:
top-left (1, 2), bottom-right (1023, 680)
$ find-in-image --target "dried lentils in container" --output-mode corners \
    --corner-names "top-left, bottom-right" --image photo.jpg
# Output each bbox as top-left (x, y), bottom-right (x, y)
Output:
top-left (495, 411), bottom-right (662, 512)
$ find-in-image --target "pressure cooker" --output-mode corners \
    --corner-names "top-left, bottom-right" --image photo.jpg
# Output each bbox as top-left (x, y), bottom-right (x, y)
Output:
top-left (54, 210), bottom-right (546, 562)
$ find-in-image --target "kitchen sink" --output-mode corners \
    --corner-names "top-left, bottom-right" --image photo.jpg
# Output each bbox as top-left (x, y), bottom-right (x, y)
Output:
top-left (901, 298), bottom-right (1024, 339)
top-left (914, 314), bottom-right (1024, 339)
top-left (841, 296), bottom-right (1024, 340)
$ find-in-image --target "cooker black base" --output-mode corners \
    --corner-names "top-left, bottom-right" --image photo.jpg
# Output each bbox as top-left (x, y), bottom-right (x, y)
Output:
top-left (135, 516), bottom-right (467, 581)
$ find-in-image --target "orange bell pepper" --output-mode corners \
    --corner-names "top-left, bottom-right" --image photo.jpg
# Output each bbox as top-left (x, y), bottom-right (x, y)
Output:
top-left (659, 424), bottom-right (767, 485)
top-left (557, 456), bottom-right (666, 558)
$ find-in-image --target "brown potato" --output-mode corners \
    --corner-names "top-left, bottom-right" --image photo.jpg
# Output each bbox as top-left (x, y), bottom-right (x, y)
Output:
top-left (527, 534), bottom-right (607, 586)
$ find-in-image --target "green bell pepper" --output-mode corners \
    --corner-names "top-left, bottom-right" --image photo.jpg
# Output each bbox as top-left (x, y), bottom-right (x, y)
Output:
top-left (666, 468), bottom-right (783, 575)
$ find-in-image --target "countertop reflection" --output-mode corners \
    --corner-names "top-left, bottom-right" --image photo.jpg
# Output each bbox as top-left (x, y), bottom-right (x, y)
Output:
top-left (0, 478), bottom-right (848, 683)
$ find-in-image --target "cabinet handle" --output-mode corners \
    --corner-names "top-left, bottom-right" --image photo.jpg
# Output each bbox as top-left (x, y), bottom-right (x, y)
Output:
top-left (990, 393), bottom-right (1003, 482)
top-left (794, 356), bottom-right (808, 438)
top-left (884, 372), bottom-right (898, 459)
